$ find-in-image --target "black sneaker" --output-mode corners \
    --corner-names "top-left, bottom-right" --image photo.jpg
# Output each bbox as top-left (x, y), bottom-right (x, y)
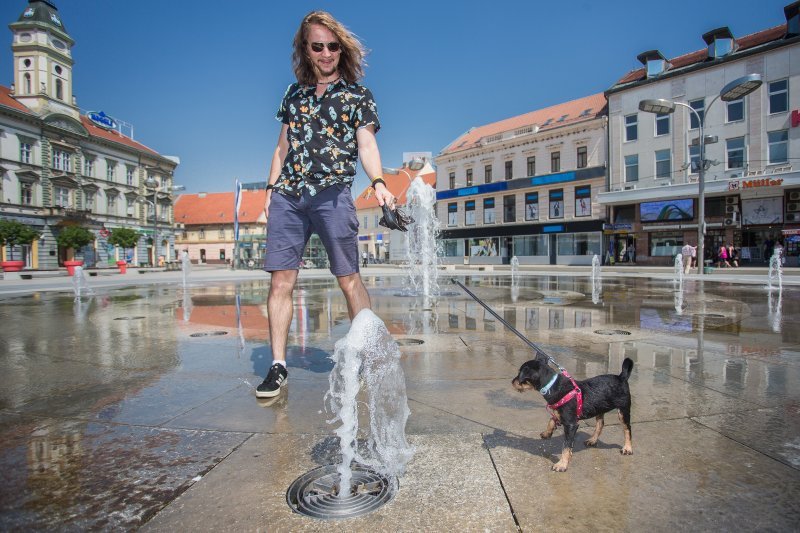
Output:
top-left (256, 363), bottom-right (288, 398)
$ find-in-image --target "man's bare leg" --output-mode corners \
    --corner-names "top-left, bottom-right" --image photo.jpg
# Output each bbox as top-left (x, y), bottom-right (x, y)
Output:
top-left (256, 269), bottom-right (297, 398)
top-left (337, 272), bottom-right (371, 319)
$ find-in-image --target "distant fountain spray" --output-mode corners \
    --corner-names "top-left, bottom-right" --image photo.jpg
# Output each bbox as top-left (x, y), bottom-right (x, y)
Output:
top-left (71, 266), bottom-right (94, 300)
top-left (767, 251), bottom-right (783, 292)
top-left (510, 256), bottom-right (520, 286)
top-left (673, 253), bottom-right (684, 288)
top-left (591, 254), bottom-right (602, 304)
top-left (181, 250), bottom-right (191, 288)
top-left (325, 309), bottom-right (414, 497)
top-left (404, 177), bottom-right (441, 302)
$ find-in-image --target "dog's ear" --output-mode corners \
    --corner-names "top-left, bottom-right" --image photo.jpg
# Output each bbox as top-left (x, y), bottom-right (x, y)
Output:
top-left (534, 351), bottom-right (549, 365)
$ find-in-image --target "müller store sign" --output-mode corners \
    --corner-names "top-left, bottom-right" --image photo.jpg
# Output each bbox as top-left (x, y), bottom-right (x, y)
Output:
top-left (727, 177), bottom-right (783, 191)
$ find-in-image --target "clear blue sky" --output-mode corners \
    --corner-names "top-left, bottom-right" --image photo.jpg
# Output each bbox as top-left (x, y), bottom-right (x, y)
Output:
top-left (0, 0), bottom-right (789, 194)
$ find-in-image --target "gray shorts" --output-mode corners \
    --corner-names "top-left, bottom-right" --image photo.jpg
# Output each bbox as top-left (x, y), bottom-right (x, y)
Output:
top-left (263, 185), bottom-right (360, 276)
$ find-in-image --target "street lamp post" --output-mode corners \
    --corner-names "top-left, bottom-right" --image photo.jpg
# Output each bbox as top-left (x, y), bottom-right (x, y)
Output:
top-left (639, 74), bottom-right (762, 275)
top-left (142, 172), bottom-right (185, 266)
top-left (382, 156), bottom-right (426, 182)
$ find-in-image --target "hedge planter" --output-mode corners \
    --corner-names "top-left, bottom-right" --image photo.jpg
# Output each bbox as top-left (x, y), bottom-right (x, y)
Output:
top-left (1, 260), bottom-right (25, 272)
top-left (64, 260), bottom-right (84, 276)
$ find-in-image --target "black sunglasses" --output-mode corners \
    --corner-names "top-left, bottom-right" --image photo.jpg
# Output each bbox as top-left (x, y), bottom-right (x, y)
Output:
top-left (309, 41), bottom-right (341, 53)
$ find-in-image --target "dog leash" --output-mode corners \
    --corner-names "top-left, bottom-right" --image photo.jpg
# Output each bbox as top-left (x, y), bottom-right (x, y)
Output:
top-left (450, 279), bottom-right (566, 373)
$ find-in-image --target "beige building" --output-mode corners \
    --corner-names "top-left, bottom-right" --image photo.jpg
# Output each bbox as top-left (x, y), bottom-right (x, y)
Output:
top-left (434, 93), bottom-right (608, 266)
top-left (601, 2), bottom-right (800, 266)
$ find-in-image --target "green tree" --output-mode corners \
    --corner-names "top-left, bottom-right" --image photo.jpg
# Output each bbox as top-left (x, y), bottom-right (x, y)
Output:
top-left (55, 226), bottom-right (95, 258)
top-left (0, 220), bottom-right (40, 260)
top-left (106, 227), bottom-right (140, 250)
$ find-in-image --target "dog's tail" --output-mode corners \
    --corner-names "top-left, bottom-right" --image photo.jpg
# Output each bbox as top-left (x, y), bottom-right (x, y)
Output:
top-left (619, 358), bottom-right (634, 382)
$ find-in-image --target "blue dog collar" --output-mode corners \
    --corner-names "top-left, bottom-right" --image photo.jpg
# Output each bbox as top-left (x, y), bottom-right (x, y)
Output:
top-left (539, 374), bottom-right (558, 395)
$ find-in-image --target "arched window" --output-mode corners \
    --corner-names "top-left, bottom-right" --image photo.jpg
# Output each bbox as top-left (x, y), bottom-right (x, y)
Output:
top-left (23, 73), bottom-right (31, 94)
top-left (55, 79), bottom-right (63, 100)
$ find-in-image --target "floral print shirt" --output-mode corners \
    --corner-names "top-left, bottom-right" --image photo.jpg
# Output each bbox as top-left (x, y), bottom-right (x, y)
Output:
top-left (274, 79), bottom-right (380, 196)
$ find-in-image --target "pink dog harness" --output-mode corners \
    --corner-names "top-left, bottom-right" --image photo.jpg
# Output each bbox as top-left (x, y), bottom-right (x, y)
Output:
top-left (546, 371), bottom-right (583, 424)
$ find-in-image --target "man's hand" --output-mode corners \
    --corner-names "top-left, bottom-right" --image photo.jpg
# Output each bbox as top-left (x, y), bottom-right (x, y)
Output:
top-left (263, 189), bottom-right (273, 220)
top-left (373, 182), bottom-right (394, 208)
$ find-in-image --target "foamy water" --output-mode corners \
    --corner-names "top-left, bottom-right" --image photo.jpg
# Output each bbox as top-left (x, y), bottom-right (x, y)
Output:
top-left (325, 308), bottom-right (415, 496)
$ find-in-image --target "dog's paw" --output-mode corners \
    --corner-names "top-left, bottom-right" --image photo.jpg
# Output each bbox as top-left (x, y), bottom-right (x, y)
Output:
top-left (621, 446), bottom-right (633, 455)
top-left (551, 462), bottom-right (569, 472)
top-left (584, 439), bottom-right (598, 447)
top-left (540, 432), bottom-right (552, 439)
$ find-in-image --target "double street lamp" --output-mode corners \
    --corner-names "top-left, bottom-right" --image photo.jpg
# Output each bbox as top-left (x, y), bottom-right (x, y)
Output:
top-left (639, 73), bottom-right (763, 275)
top-left (382, 157), bottom-right (426, 182)
top-left (139, 173), bottom-right (185, 266)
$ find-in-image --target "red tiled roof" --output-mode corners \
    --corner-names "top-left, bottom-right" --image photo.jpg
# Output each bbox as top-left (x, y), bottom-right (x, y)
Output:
top-left (0, 85), bottom-right (34, 114)
top-left (80, 115), bottom-right (160, 155)
top-left (353, 170), bottom-right (436, 209)
top-left (613, 24), bottom-right (787, 87)
top-left (174, 190), bottom-right (267, 225)
top-left (439, 93), bottom-right (607, 156)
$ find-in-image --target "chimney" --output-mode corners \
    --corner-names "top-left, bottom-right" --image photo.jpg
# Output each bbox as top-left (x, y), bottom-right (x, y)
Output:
top-left (198, 192), bottom-right (207, 198)
top-left (786, 1), bottom-right (800, 37)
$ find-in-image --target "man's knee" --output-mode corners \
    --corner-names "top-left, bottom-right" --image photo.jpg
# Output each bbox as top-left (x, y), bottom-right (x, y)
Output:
top-left (270, 272), bottom-right (297, 295)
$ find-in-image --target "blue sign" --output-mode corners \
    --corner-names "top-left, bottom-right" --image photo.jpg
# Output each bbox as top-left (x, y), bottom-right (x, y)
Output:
top-left (87, 111), bottom-right (117, 130)
top-left (542, 225), bottom-right (564, 233)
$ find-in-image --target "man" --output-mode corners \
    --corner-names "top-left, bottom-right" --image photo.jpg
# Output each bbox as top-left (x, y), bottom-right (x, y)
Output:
top-left (256, 11), bottom-right (394, 399)
top-left (681, 241), bottom-right (696, 274)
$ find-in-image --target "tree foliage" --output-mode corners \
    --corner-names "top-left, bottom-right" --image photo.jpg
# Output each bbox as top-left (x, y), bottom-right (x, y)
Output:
top-left (55, 226), bottom-right (94, 251)
top-left (107, 227), bottom-right (140, 249)
top-left (0, 220), bottom-right (40, 260)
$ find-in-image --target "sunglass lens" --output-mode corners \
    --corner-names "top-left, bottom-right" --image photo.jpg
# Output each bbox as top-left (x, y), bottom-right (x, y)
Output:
top-left (311, 42), bottom-right (324, 52)
top-left (327, 42), bottom-right (340, 52)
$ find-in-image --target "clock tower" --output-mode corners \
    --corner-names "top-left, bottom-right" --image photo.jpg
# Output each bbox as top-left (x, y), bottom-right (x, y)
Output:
top-left (9, 0), bottom-right (78, 120)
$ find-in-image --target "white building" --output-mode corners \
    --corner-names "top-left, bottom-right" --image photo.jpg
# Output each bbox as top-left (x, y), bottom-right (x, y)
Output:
top-left (0, 0), bottom-right (179, 269)
top-left (434, 93), bottom-right (607, 266)
top-left (601, 1), bottom-right (800, 266)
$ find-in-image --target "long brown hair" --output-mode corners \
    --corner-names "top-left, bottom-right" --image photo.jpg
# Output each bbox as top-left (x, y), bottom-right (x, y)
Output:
top-left (292, 11), bottom-right (367, 85)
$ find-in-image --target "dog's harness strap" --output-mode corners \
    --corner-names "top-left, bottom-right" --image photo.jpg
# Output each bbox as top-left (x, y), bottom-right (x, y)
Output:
top-left (546, 371), bottom-right (583, 424)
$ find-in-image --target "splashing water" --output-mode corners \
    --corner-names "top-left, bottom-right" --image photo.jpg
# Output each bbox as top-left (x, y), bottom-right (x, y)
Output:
top-left (404, 177), bottom-right (441, 301)
top-left (673, 253), bottom-right (684, 288)
top-left (510, 256), bottom-right (520, 287)
top-left (325, 309), bottom-right (415, 497)
top-left (767, 251), bottom-right (783, 293)
top-left (591, 254), bottom-right (601, 282)
top-left (181, 250), bottom-right (192, 288)
top-left (591, 254), bottom-right (602, 304)
top-left (71, 266), bottom-right (95, 299)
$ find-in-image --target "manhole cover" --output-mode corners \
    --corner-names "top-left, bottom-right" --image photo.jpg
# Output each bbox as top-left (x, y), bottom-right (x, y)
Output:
top-left (395, 338), bottom-right (424, 346)
top-left (594, 329), bottom-right (632, 336)
top-left (286, 464), bottom-right (396, 519)
top-left (693, 313), bottom-right (726, 319)
top-left (189, 331), bottom-right (229, 337)
top-left (114, 316), bottom-right (146, 320)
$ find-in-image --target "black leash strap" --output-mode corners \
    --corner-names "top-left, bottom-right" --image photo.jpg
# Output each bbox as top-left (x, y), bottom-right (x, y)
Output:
top-left (450, 278), bottom-right (565, 372)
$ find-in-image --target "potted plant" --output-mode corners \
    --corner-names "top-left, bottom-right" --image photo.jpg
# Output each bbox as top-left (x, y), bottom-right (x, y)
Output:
top-left (0, 219), bottom-right (40, 272)
top-left (56, 225), bottom-right (95, 275)
top-left (106, 227), bottom-right (140, 274)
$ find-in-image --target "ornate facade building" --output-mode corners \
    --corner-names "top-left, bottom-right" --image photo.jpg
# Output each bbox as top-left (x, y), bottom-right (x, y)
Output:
top-left (0, 0), bottom-right (179, 269)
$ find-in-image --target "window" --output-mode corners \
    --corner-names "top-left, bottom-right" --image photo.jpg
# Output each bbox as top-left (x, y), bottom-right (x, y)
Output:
top-left (549, 189), bottom-right (563, 219)
top-left (504, 160), bottom-right (513, 180)
top-left (484, 164), bottom-right (492, 183)
top-left (54, 186), bottom-right (71, 207)
top-left (689, 99), bottom-right (705, 129)
top-left (218, 228), bottom-right (225, 239)
top-left (126, 167), bottom-right (135, 186)
top-left (768, 130), bottom-right (788, 164)
top-left (655, 113), bottom-right (670, 136)
top-left (55, 79), bottom-right (63, 100)
top-left (726, 98), bottom-right (744, 122)
top-left (575, 186), bottom-right (591, 217)
top-left (53, 149), bottom-right (71, 172)
top-left (551, 152), bottom-right (560, 173)
top-left (624, 114), bottom-right (637, 141)
top-left (449, 172), bottom-right (455, 189)
top-left (655, 149), bottom-right (671, 179)
top-left (624, 154), bottom-right (639, 182)
top-left (219, 249), bottom-right (226, 260)
top-left (84, 158), bottom-right (94, 177)
top-left (524, 192), bottom-right (539, 221)
top-left (465, 200), bottom-right (475, 225)
top-left (576, 146), bottom-right (587, 169)
top-left (526, 156), bottom-right (535, 177)
top-left (769, 79), bottom-right (788, 114)
top-left (726, 137), bottom-right (746, 169)
top-left (374, 215), bottom-right (380, 227)
top-left (466, 168), bottom-right (473, 186)
top-left (85, 191), bottom-right (95, 211)
top-left (199, 229), bottom-right (205, 240)
top-left (447, 202), bottom-right (458, 226)
top-left (363, 215), bottom-right (368, 228)
top-left (650, 232), bottom-right (684, 257)
top-left (483, 197), bottom-right (495, 224)
top-left (20, 182), bottom-right (33, 205)
top-left (126, 197), bottom-right (135, 213)
top-left (23, 73), bottom-right (31, 94)
top-left (689, 145), bottom-right (701, 174)
top-left (19, 141), bottom-right (31, 163)
top-left (107, 194), bottom-right (117, 211)
top-left (513, 234), bottom-right (548, 256)
top-left (107, 160), bottom-right (116, 181)
top-left (503, 195), bottom-right (516, 222)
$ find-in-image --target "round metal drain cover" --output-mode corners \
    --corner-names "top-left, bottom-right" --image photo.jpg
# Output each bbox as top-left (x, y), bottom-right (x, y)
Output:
top-left (287, 464), bottom-right (396, 519)
top-left (594, 329), bottom-right (632, 336)
top-left (693, 313), bottom-right (725, 319)
top-left (114, 316), bottom-right (146, 320)
top-left (395, 338), bottom-right (424, 346)
top-left (189, 331), bottom-right (229, 337)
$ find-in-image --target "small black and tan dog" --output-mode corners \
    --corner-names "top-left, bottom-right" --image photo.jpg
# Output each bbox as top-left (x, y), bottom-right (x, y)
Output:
top-left (512, 354), bottom-right (634, 472)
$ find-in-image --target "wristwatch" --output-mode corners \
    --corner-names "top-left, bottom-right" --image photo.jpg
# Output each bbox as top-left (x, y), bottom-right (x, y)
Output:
top-left (266, 183), bottom-right (274, 191)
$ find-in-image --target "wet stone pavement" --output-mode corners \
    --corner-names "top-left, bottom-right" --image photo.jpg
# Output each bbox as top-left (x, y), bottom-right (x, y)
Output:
top-left (0, 271), bottom-right (799, 531)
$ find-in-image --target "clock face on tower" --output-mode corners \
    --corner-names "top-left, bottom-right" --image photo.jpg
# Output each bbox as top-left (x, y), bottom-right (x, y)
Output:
top-left (51, 39), bottom-right (66, 50)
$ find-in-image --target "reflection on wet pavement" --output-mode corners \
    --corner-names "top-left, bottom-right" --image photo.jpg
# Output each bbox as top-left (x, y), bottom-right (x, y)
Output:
top-left (0, 274), bottom-right (799, 529)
